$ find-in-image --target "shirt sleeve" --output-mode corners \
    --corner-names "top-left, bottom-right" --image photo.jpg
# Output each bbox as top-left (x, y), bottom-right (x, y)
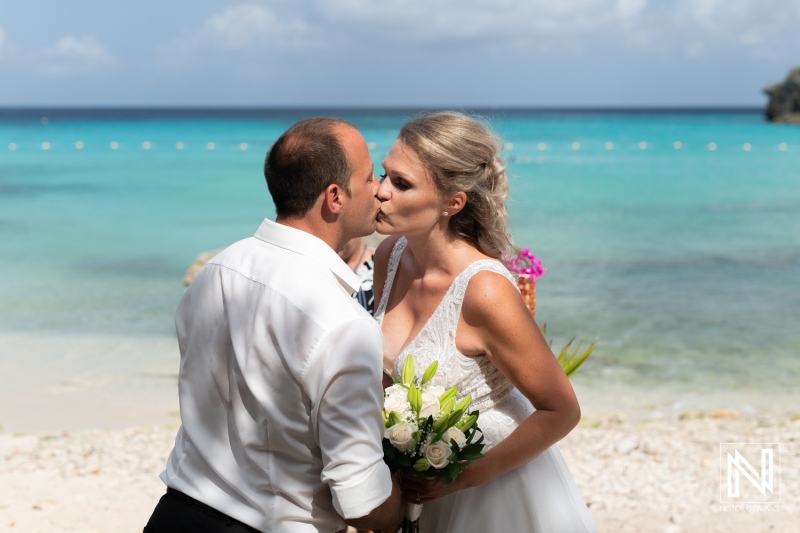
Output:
top-left (302, 317), bottom-right (392, 520)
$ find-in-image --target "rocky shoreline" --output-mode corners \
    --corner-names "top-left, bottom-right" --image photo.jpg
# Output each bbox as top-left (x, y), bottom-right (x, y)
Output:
top-left (2, 411), bottom-right (797, 532)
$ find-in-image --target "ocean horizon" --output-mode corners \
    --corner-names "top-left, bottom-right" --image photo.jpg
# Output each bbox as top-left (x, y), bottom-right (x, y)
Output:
top-left (2, 107), bottom-right (799, 429)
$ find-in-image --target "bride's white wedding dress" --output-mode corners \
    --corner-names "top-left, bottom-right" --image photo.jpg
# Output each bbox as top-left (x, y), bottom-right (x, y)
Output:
top-left (375, 238), bottom-right (597, 532)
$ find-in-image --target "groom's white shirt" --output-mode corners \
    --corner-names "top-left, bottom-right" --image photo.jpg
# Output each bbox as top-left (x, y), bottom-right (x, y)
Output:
top-left (161, 218), bottom-right (392, 532)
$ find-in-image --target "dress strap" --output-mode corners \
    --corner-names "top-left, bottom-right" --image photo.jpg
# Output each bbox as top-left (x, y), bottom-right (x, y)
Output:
top-left (446, 260), bottom-right (517, 324)
top-left (374, 237), bottom-right (408, 318)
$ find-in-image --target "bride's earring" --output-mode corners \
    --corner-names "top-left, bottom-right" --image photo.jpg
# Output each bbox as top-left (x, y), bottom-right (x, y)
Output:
top-left (442, 211), bottom-right (448, 216)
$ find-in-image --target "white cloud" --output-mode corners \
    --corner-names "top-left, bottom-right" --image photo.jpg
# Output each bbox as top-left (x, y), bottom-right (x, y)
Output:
top-left (0, 30), bottom-right (115, 75)
top-left (43, 36), bottom-right (115, 63)
top-left (317, 0), bottom-right (647, 41)
top-left (152, 0), bottom-right (800, 97)
top-left (196, 3), bottom-right (307, 50)
top-left (36, 36), bottom-right (116, 75)
top-left (179, 0), bottom-right (798, 60)
top-left (665, 0), bottom-right (800, 57)
top-left (312, 0), bottom-right (800, 57)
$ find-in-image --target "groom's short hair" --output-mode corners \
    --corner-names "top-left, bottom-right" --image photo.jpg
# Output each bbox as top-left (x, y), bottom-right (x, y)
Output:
top-left (264, 117), bottom-right (355, 219)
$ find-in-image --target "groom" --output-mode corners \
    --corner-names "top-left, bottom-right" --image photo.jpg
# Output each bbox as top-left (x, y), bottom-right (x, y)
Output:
top-left (145, 118), bottom-right (403, 532)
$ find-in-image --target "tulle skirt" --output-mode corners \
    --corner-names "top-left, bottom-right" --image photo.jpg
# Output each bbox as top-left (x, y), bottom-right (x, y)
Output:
top-left (417, 444), bottom-right (596, 532)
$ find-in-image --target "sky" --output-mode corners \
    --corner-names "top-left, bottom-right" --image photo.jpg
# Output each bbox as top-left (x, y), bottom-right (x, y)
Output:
top-left (1, 0), bottom-right (799, 108)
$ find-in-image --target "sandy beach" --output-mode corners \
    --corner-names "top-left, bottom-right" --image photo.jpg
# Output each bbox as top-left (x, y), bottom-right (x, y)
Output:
top-left (1, 404), bottom-right (797, 533)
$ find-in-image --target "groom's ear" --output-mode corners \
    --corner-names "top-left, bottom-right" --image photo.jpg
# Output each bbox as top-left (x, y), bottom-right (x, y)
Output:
top-left (322, 182), bottom-right (344, 216)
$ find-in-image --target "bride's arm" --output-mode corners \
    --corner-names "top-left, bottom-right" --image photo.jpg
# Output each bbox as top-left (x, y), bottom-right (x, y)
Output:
top-left (404, 270), bottom-right (581, 501)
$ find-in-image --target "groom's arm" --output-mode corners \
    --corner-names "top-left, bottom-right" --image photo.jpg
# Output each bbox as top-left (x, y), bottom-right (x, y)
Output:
top-left (343, 474), bottom-right (403, 531)
top-left (304, 318), bottom-right (403, 531)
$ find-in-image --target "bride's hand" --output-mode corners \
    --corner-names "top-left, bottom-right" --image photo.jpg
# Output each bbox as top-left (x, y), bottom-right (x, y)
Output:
top-left (400, 472), bottom-right (469, 504)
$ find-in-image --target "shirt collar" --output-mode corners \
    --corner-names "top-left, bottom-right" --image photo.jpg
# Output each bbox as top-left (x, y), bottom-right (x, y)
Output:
top-left (253, 218), bottom-right (361, 294)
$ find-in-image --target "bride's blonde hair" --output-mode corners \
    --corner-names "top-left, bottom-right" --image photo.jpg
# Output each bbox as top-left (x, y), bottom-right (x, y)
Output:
top-left (398, 111), bottom-right (513, 259)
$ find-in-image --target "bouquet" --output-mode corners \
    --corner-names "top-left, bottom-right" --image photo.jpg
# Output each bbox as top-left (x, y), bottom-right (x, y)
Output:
top-left (382, 356), bottom-right (484, 533)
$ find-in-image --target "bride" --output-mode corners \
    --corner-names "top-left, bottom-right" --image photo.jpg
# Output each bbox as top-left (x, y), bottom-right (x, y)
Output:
top-left (373, 111), bottom-right (596, 532)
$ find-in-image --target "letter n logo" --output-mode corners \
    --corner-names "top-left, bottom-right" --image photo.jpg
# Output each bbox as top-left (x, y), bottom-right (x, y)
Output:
top-left (720, 443), bottom-right (780, 503)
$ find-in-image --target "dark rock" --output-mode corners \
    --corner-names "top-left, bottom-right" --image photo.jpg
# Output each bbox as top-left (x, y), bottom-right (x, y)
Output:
top-left (764, 68), bottom-right (800, 123)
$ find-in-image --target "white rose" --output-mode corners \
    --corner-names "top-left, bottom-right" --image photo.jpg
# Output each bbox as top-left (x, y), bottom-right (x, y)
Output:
top-left (443, 427), bottom-right (467, 449)
top-left (419, 389), bottom-right (440, 419)
top-left (384, 385), bottom-right (411, 418)
top-left (423, 439), bottom-right (452, 469)
top-left (425, 385), bottom-right (445, 397)
top-left (385, 422), bottom-right (417, 453)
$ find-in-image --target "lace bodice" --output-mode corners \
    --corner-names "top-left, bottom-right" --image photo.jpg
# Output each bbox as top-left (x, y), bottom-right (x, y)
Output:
top-left (375, 237), bottom-right (534, 449)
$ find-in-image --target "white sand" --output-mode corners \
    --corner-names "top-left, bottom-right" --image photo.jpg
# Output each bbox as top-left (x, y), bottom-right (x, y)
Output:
top-left (0, 333), bottom-right (179, 432)
top-left (0, 426), bottom-right (175, 532)
top-left (2, 410), bottom-right (797, 533)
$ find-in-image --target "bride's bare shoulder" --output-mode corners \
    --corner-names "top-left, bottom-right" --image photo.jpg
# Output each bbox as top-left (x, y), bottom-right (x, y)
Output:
top-left (461, 268), bottom-right (525, 324)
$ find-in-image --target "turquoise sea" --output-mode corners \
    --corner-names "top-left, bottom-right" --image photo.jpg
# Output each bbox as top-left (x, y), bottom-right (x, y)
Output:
top-left (1, 109), bottom-right (799, 427)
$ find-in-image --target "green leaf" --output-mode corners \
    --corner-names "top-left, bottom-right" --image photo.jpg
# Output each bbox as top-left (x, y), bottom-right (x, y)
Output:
top-left (565, 339), bottom-right (582, 366)
top-left (562, 339), bottom-right (597, 377)
top-left (448, 438), bottom-right (462, 453)
top-left (397, 454), bottom-right (411, 467)
top-left (462, 433), bottom-right (484, 451)
top-left (447, 462), bottom-right (460, 482)
top-left (383, 443), bottom-right (398, 460)
top-left (556, 337), bottom-right (574, 364)
top-left (460, 442), bottom-right (484, 456)
top-left (465, 429), bottom-right (476, 444)
top-left (439, 466), bottom-right (455, 487)
top-left (543, 327), bottom-right (598, 378)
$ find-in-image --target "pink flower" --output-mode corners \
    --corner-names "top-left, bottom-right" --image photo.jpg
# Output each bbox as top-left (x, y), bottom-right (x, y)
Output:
top-left (502, 246), bottom-right (546, 279)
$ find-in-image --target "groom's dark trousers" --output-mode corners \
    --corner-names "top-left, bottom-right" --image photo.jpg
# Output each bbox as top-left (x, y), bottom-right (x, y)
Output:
top-left (144, 488), bottom-right (260, 533)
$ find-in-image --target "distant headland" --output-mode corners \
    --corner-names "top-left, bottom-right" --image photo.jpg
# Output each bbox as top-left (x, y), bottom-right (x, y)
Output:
top-left (764, 67), bottom-right (800, 123)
